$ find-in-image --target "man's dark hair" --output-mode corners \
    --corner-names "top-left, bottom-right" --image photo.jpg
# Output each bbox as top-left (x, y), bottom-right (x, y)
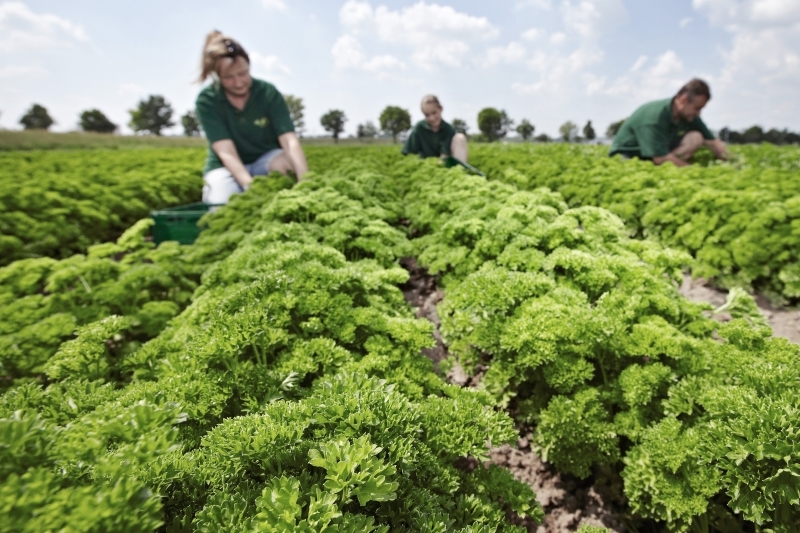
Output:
top-left (676, 78), bottom-right (711, 101)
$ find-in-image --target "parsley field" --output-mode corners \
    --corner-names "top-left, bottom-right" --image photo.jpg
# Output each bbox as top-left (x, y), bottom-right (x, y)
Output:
top-left (1, 144), bottom-right (799, 532)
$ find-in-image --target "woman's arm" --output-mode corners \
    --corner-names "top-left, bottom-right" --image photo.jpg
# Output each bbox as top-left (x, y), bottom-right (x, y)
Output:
top-left (211, 139), bottom-right (254, 188)
top-left (278, 132), bottom-right (308, 180)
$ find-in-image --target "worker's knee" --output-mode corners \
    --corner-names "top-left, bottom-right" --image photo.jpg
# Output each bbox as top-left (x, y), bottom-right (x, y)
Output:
top-left (268, 153), bottom-right (294, 175)
top-left (683, 130), bottom-right (704, 147)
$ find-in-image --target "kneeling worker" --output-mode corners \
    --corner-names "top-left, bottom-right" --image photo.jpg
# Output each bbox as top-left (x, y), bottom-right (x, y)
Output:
top-left (195, 31), bottom-right (308, 204)
top-left (403, 95), bottom-right (469, 163)
top-left (610, 78), bottom-right (728, 166)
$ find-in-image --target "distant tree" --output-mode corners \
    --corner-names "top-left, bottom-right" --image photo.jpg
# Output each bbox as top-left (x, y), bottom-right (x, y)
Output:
top-left (357, 121), bottom-right (378, 139)
top-left (477, 108), bottom-right (513, 142)
top-left (284, 94), bottom-right (305, 137)
top-left (451, 118), bottom-right (468, 135)
top-left (535, 133), bottom-right (551, 143)
top-left (20, 104), bottom-right (55, 130)
top-left (320, 109), bottom-right (347, 142)
top-left (181, 110), bottom-right (202, 137)
top-left (606, 119), bottom-right (626, 139)
top-left (516, 119), bottom-right (535, 141)
top-left (764, 128), bottom-right (785, 145)
top-left (128, 95), bottom-right (174, 136)
top-left (583, 120), bottom-right (596, 141)
top-left (559, 121), bottom-right (578, 142)
top-left (379, 106), bottom-right (411, 143)
top-left (79, 109), bottom-right (116, 133)
top-left (742, 125), bottom-right (764, 144)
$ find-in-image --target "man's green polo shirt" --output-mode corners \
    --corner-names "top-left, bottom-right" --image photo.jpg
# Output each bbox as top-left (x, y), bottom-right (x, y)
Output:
top-left (610, 98), bottom-right (715, 159)
top-left (195, 78), bottom-right (295, 174)
top-left (402, 119), bottom-right (456, 158)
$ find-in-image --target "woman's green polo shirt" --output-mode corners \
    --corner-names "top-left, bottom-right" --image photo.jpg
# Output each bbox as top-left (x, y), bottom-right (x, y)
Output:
top-left (402, 119), bottom-right (456, 159)
top-left (195, 78), bottom-right (295, 174)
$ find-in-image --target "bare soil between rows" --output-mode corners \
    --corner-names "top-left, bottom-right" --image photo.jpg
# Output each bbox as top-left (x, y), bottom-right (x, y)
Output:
top-left (399, 258), bottom-right (628, 533)
top-left (679, 274), bottom-right (800, 344)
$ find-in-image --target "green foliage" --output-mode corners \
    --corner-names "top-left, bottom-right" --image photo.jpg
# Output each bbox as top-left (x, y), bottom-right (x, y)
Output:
top-left (128, 95), bottom-right (175, 136)
top-left (515, 119), bottom-right (534, 141)
top-left (469, 143), bottom-right (800, 301)
top-left (0, 176), bottom-right (295, 389)
top-left (5, 143), bottom-right (800, 533)
top-left (0, 148), bottom-right (203, 264)
top-left (401, 154), bottom-right (800, 531)
top-left (452, 118), bottom-right (469, 135)
top-left (477, 108), bottom-right (512, 142)
top-left (1, 156), bottom-right (543, 531)
top-left (379, 106), bottom-right (411, 143)
top-left (357, 122), bottom-right (379, 139)
top-left (321, 110), bottom-right (347, 143)
top-left (79, 109), bottom-right (117, 133)
top-left (284, 94), bottom-right (305, 136)
top-left (20, 104), bottom-right (54, 130)
top-left (559, 121), bottom-right (577, 142)
top-left (583, 120), bottom-right (596, 141)
top-left (180, 110), bottom-right (201, 137)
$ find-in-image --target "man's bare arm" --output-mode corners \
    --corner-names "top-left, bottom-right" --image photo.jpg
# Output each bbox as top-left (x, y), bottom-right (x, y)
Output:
top-left (705, 139), bottom-right (730, 160)
top-left (212, 139), bottom-right (253, 188)
top-left (652, 153), bottom-right (690, 167)
top-left (278, 132), bottom-right (308, 181)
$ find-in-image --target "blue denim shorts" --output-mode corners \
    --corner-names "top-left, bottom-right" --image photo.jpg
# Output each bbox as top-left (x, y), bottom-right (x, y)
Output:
top-left (245, 148), bottom-right (284, 177)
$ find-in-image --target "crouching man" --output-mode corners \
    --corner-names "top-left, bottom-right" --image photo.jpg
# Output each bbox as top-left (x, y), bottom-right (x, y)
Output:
top-left (610, 78), bottom-right (728, 166)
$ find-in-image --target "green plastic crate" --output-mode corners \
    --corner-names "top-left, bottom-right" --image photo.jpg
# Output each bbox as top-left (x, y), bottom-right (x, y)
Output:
top-left (443, 156), bottom-right (486, 177)
top-left (150, 202), bottom-right (220, 245)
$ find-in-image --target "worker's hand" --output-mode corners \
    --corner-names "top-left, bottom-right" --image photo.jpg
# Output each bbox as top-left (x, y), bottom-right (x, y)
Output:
top-left (706, 139), bottom-right (730, 161)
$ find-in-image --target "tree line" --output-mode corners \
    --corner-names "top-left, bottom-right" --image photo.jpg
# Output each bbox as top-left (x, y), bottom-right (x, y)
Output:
top-left (15, 99), bottom-right (200, 137)
top-left (319, 105), bottom-right (601, 144)
top-left (14, 100), bottom-right (800, 146)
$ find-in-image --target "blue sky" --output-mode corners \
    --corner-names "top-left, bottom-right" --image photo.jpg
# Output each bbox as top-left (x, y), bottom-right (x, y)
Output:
top-left (1, 0), bottom-right (798, 137)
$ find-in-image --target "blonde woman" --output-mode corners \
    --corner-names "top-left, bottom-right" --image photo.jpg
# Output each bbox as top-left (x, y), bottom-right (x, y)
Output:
top-left (195, 31), bottom-right (308, 204)
top-left (402, 95), bottom-right (468, 163)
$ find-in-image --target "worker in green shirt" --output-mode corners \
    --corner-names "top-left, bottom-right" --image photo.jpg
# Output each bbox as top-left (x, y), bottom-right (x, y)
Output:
top-left (195, 31), bottom-right (308, 204)
top-left (610, 79), bottom-right (728, 166)
top-left (403, 95), bottom-right (469, 162)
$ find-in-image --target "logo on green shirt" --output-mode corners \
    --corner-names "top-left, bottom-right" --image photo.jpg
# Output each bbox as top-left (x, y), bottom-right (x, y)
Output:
top-left (254, 117), bottom-right (269, 128)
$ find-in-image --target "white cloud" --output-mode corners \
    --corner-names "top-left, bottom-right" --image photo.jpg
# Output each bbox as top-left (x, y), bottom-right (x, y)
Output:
top-left (337, 1), bottom-right (498, 69)
top-left (0, 64), bottom-right (47, 78)
top-left (630, 55), bottom-right (648, 71)
top-left (331, 34), bottom-right (404, 72)
top-left (250, 51), bottom-right (293, 77)
top-left (693, 0), bottom-right (800, 27)
top-left (680, 17), bottom-right (693, 28)
top-left (521, 27), bottom-right (544, 40)
top-left (550, 31), bottom-right (567, 44)
top-left (340, 0), bottom-right (373, 26)
top-left (261, 0), bottom-right (287, 10)
top-left (603, 50), bottom-right (686, 100)
top-left (561, 0), bottom-right (628, 38)
top-left (693, 0), bottom-right (800, 126)
top-left (0, 1), bottom-right (88, 52)
top-left (649, 50), bottom-right (683, 77)
top-left (516, 45), bottom-right (605, 95)
top-left (484, 42), bottom-right (526, 66)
